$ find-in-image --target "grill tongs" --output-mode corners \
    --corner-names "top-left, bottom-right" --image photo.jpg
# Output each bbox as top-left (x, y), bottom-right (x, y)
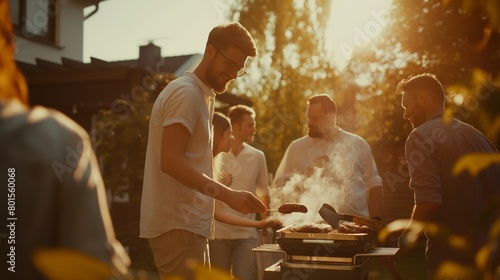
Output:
top-left (319, 203), bottom-right (383, 230)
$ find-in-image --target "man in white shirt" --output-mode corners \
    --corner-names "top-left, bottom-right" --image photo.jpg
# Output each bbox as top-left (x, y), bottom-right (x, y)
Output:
top-left (274, 94), bottom-right (383, 220)
top-left (140, 23), bottom-right (267, 280)
top-left (210, 105), bottom-right (271, 280)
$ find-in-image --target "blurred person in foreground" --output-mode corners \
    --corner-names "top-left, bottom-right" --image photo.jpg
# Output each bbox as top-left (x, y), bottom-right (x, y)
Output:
top-left (273, 94), bottom-right (383, 220)
top-left (210, 106), bottom-right (272, 280)
top-left (140, 23), bottom-right (267, 280)
top-left (397, 73), bottom-right (500, 279)
top-left (0, 1), bottom-right (130, 279)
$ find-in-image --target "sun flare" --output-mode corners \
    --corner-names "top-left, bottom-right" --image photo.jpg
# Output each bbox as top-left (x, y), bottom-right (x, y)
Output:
top-left (326, 0), bottom-right (393, 69)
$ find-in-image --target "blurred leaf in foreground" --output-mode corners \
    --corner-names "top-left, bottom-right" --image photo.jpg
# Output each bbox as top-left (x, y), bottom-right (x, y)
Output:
top-left (162, 275), bottom-right (183, 280)
top-left (453, 153), bottom-right (500, 176)
top-left (379, 219), bottom-right (467, 252)
top-left (436, 261), bottom-right (481, 279)
top-left (33, 248), bottom-right (113, 280)
top-left (378, 219), bottom-right (413, 244)
top-left (189, 259), bottom-right (232, 280)
top-left (378, 219), bottom-right (433, 246)
top-left (476, 218), bottom-right (500, 272)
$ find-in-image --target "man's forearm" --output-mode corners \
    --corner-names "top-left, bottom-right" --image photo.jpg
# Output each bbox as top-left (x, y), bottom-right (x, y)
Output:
top-left (259, 195), bottom-right (270, 219)
top-left (163, 155), bottom-right (266, 214)
top-left (162, 154), bottom-right (231, 200)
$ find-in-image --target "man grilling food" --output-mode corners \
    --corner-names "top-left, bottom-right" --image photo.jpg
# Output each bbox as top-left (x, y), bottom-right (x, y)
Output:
top-left (272, 94), bottom-right (384, 232)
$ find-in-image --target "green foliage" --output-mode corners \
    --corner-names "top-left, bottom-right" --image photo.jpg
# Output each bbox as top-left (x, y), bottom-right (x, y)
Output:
top-left (93, 73), bottom-right (173, 272)
top-left (340, 0), bottom-right (500, 157)
top-left (385, 0), bottom-right (500, 79)
top-left (379, 213), bottom-right (500, 279)
top-left (94, 74), bottom-right (173, 198)
top-left (342, 2), bottom-right (500, 277)
top-left (228, 0), bottom-right (336, 173)
top-left (94, 98), bottom-right (151, 198)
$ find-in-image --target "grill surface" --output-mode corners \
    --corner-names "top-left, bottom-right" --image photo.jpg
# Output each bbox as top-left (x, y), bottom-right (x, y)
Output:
top-left (277, 225), bottom-right (372, 241)
top-left (276, 224), bottom-right (375, 257)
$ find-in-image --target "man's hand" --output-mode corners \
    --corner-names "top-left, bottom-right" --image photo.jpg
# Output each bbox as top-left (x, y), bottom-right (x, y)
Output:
top-left (258, 218), bottom-right (281, 230)
top-left (219, 173), bottom-right (233, 186)
top-left (223, 189), bottom-right (267, 214)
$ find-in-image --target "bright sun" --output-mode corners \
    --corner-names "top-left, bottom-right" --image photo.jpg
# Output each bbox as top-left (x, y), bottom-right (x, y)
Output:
top-left (326, 0), bottom-right (393, 70)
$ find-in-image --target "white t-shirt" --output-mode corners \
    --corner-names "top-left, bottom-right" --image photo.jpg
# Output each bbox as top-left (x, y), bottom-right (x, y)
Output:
top-left (214, 143), bottom-right (270, 239)
top-left (273, 129), bottom-right (382, 217)
top-left (140, 72), bottom-right (216, 238)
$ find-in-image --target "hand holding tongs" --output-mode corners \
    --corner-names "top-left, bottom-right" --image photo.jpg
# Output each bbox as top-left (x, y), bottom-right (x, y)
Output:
top-left (319, 203), bottom-right (383, 230)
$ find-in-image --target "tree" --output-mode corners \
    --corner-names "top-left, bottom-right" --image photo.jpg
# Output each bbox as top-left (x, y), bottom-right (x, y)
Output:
top-left (228, 0), bottom-right (336, 172)
top-left (318, 0), bottom-right (500, 230)
top-left (338, 1), bottom-right (500, 277)
top-left (342, 0), bottom-right (500, 147)
top-left (93, 73), bottom-right (173, 273)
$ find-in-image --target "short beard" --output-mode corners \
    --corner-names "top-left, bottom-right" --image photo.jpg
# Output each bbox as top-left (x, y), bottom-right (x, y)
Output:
top-left (206, 61), bottom-right (228, 94)
top-left (308, 129), bottom-right (323, 138)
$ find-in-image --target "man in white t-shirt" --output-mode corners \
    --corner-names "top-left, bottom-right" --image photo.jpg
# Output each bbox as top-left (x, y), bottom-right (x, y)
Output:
top-left (274, 94), bottom-right (383, 220)
top-left (210, 105), bottom-right (270, 280)
top-left (140, 23), bottom-right (267, 280)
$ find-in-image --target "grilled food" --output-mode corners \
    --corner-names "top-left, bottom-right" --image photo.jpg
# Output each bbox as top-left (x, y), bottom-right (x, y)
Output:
top-left (278, 203), bottom-right (308, 214)
top-left (337, 221), bottom-right (372, 233)
top-left (289, 223), bottom-right (332, 233)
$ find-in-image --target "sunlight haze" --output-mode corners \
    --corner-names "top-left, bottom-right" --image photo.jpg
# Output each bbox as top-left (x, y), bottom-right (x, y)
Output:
top-left (84, 0), bottom-right (393, 70)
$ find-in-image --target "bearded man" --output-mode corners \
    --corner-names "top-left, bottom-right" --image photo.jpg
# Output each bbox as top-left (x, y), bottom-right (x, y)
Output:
top-left (273, 94), bottom-right (383, 220)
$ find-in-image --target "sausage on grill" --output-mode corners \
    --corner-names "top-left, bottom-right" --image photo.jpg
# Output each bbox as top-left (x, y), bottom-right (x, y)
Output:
top-left (278, 203), bottom-right (308, 214)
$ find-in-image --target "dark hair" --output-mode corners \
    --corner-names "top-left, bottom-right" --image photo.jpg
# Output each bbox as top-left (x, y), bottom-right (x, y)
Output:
top-left (308, 94), bottom-right (337, 115)
top-left (396, 73), bottom-right (445, 104)
top-left (207, 22), bottom-right (257, 57)
top-left (227, 105), bottom-right (255, 125)
top-left (213, 112), bottom-right (231, 138)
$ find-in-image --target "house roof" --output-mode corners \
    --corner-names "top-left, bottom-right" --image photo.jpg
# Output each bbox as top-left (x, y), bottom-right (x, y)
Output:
top-left (16, 53), bottom-right (252, 123)
top-left (104, 53), bottom-right (202, 77)
top-left (16, 55), bottom-right (251, 107)
top-left (16, 57), bottom-right (135, 85)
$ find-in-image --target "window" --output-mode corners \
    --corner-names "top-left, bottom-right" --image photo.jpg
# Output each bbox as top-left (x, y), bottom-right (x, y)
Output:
top-left (9, 0), bottom-right (58, 44)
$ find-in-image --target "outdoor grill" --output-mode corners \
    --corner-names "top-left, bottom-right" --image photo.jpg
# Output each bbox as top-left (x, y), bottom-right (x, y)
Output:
top-left (253, 224), bottom-right (399, 280)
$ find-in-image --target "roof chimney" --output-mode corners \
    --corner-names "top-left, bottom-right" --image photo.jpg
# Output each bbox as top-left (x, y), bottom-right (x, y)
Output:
top-left (139, 42), bottom-right (161, 69)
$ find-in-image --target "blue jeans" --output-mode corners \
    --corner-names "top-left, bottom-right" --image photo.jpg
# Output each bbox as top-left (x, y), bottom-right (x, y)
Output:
top-left (209, 238), bottom-right (257, 280)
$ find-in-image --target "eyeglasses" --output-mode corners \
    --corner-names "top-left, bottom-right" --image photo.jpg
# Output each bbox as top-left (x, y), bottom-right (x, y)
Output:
top-left (214, 48), bottom-right (246, 77)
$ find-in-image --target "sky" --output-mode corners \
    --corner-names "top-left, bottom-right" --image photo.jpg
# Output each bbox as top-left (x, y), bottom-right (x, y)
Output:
top-left (83, 0), bottom-right (230, 61)
top-left (83, 0), bottom-right (392, 70)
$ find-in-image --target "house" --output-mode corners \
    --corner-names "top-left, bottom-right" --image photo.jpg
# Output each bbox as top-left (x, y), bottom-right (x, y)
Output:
top-left (11, 0), bottom-right (252, 132)
top-left (12, 0), bottom-right (101, 65)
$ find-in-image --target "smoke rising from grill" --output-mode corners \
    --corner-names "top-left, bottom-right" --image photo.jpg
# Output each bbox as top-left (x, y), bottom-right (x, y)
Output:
top-left (270, 141), bottom-right (361, 226)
